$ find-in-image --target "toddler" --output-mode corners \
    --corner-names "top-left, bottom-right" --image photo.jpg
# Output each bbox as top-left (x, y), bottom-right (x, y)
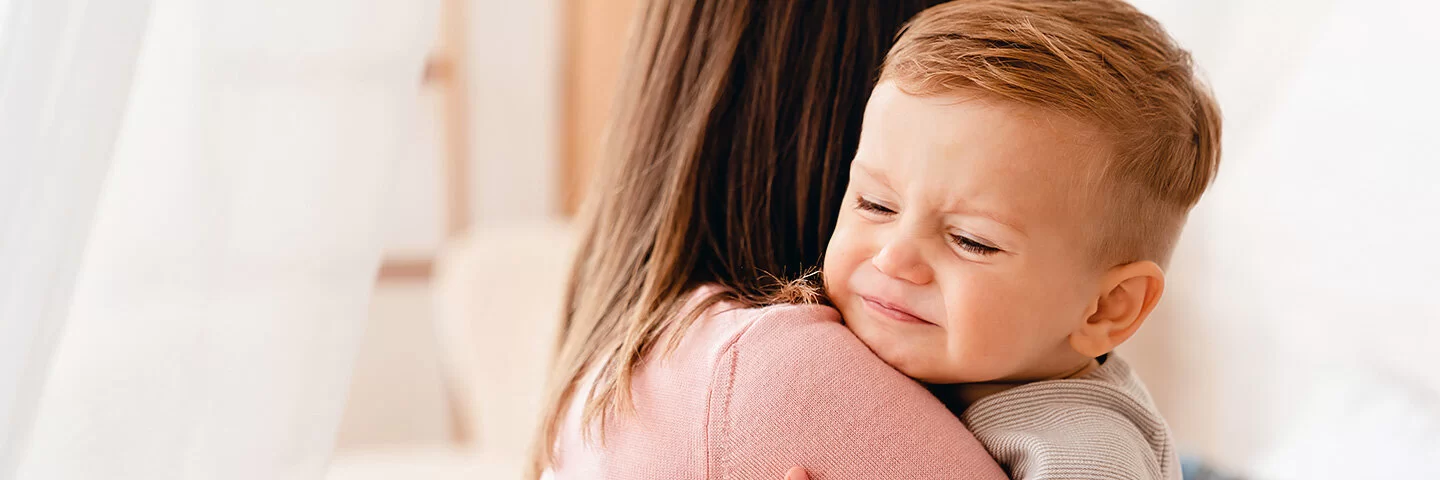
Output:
top-left (822, 1), bottom-right (1221, 478)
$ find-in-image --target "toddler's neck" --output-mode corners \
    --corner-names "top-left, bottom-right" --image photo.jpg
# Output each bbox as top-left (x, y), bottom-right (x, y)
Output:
top-left (931, 358), bottom-right (1100, 414)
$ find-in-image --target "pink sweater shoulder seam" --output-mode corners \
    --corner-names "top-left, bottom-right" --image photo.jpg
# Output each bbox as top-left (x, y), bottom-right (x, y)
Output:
top-left (705, 304), bottom-right (793, 480)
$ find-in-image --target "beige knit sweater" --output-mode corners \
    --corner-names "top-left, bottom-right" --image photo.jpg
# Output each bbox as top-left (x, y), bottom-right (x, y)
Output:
top-left (961, 355), bottom-right (1180, 480)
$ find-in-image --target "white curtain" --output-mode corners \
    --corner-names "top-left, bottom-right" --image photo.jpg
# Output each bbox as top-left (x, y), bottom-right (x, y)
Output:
top-left (0, 0), bottom-right (153, 473)
top-left (2, 0), bottom-right (438, 478)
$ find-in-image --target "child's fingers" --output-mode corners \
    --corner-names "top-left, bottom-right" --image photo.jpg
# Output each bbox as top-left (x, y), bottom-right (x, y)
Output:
top-left (784, 466), bottom-right (809, 480)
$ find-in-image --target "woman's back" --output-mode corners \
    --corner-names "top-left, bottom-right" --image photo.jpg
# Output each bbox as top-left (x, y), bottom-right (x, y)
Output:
top-left (548, 288), bottom-right (1007, 480)
top-left (532, 0), bottom-right (986, 476)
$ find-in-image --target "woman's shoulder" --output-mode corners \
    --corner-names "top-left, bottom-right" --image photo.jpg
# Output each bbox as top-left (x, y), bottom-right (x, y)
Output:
top-left (721, 301), bottom-right (853, 361)
top-left (673, 289), bottom-right (845, 367)
top-left (699, 301), bottom-right (1009, 479)
top-left (675, 288), bottom-right (941, 416)
top-left (705, 300), bottom-right (845, 354)
top-left (680, 296), bottom-right (919, 407)
top-left (711, 300), bottom-right (918, 402)
top-left (673, 288), bottom-right (934, 403)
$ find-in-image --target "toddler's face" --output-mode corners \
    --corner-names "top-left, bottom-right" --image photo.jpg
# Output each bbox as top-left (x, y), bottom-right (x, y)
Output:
top-left (824, 83), bottom-right (1110, 384)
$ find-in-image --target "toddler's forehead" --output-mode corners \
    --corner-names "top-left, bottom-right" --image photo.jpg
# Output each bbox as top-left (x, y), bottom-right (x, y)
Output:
top-left (864, 83), bottom-right (1117, 213)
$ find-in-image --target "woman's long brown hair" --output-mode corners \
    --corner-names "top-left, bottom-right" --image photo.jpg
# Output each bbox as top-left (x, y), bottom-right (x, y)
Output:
top-left (531, 1), bottom-right (945, 475)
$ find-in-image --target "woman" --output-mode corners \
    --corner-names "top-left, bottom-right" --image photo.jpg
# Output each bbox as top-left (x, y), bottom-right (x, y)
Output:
top-left (531, 1), bottom-right (1008, 478)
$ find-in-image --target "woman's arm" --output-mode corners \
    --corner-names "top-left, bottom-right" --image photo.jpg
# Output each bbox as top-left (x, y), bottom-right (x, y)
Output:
top-left (706, 305), bottom-right (1007, 480)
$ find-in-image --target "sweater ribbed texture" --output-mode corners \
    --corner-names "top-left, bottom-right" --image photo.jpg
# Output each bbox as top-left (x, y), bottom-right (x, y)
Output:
top-left (961, 355), bottom-right (1179, 480)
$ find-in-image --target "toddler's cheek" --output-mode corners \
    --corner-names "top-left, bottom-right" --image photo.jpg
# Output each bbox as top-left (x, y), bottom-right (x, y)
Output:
top-left (936, 320), bottom-right (1009, 381)
top-left (875, 344), bottom-right (933, 379)
top-left (881, 332), bottom-right (953, 381)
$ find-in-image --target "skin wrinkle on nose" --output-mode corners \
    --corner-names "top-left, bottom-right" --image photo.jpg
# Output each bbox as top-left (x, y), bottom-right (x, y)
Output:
top-left (874, 222), bottom-right (934, 285)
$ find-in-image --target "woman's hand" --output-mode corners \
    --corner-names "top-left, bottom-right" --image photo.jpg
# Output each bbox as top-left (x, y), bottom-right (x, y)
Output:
top-left (784, 467), bottom-right (809, 480)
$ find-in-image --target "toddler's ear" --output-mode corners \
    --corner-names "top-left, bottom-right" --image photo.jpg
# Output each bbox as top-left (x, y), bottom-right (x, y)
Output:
top-left (1069, 261), bottom-right (1165, 357)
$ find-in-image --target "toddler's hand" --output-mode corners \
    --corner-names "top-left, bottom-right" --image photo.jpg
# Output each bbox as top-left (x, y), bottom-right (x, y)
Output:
top-left (783, 467), bottom-right (809, 480)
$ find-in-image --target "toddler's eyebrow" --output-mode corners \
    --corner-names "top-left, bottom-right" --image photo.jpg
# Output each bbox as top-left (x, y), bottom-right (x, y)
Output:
top-left (942, 203), bottom-right (1027, 238)
top-left (853, 162), bottom-right (893, 189)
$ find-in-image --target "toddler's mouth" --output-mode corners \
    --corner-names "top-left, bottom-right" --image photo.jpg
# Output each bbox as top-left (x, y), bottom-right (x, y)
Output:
top-left (859, 295), bottom-right (937, 326)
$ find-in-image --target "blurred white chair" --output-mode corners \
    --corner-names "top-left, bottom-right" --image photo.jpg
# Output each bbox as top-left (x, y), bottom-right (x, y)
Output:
top-left (327, 221), bottom-right (573, 479)
top-left (432, 221), bottom-right (574, 461)
top-left (329, 221), bottom-right (570, 475)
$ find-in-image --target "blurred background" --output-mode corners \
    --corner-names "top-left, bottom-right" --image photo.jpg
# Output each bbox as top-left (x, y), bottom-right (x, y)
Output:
top-left (3, 0), bottom-right (1437, 479)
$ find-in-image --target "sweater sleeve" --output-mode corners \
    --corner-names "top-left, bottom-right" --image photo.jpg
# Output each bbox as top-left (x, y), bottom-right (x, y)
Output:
top-left (705, 304), bottom-right (1009, 480)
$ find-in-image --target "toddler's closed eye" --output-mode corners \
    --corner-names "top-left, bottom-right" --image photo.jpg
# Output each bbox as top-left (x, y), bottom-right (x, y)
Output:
top-left (951, 234), bottom-right (1001, 255)
top-left (856, 196), bottom-right (896, 215)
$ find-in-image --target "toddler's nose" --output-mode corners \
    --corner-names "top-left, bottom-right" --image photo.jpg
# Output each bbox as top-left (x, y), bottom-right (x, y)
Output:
top-left (872, 235), bottom-right (934, 285)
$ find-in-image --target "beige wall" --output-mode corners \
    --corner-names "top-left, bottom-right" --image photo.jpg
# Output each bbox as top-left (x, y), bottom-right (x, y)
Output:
top-left (560, 0), bottom-right (641, 214)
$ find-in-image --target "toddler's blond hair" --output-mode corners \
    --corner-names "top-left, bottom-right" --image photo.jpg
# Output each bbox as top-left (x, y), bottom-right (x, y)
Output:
top-left (882, 0), bottom-right (1222, 266)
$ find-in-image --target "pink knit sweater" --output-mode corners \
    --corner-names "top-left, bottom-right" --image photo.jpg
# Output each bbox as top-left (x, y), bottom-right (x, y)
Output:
top-left (548, 288), bottom-right (1008, 480)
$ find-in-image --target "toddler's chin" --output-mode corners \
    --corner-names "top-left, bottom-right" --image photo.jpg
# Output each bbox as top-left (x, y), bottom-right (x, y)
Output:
top-left (860, 333), bottom-right (985, 384)
top-left (888, 355), bottom-right (973, 384)
top-left (838, 302), bottom-right (967, 382)
top-left (850, 323), bottom-right (943, 379)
